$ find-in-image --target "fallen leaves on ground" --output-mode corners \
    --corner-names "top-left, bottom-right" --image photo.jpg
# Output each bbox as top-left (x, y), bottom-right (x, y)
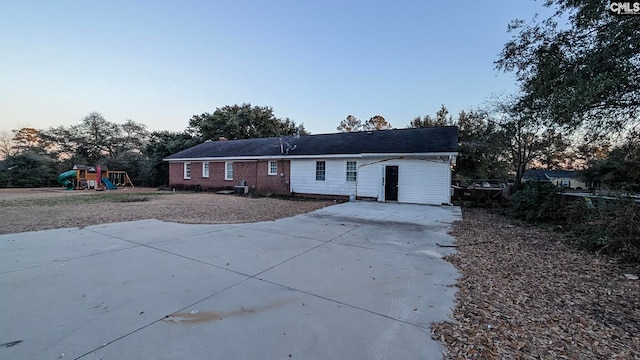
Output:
top-left (432, 208), bottom-right (640, 359)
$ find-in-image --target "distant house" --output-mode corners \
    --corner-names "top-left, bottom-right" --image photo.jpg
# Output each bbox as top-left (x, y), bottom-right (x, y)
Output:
top-left (164, 127), bottom-right (458, 205)
top-left (522, 169), bottom-right (587, 189)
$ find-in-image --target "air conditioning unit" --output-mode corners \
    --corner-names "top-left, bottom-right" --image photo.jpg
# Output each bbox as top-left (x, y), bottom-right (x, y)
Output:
top-left (234, 186), bottom-right (249, 194)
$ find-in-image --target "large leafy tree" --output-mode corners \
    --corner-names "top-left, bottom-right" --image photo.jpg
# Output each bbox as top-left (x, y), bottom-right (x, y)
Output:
top-left (408, 115), bottom-right (438, 128)
top-left (11, 128), bottom-right (47, 155)
top-left (75, 112), bottom-right (124, 160)
top-left (496, 105), bottom-right (570, 185)
top-left (0, 131), bottom-right (15, 160)
top-left (408, 105), bottom-right (454, 128)
top-left (144, 131), bottom-right (202, 186)
top-left (336, 115), bottom-right (363, 132)
top-left (43, 112), bottom-right (149, 165)
top-left (188, 104), bottom-right (307, 140)
top-left (455, 110), bottom-right (509, 180)
top-left (337, 114), bottom-right (391, 131)
top-left (537, 127), bottom-right (571, 170)
top-left (363, 115), bottom-right (392, 130)
top-left (408, 105), bottom-right (509, 180)
top-left (2, 128), bottom-right (58, 186)
top-left (115, 119), bottom-right (149, 156)
top-left (581, 128), bottom-right (640, 190)
top-left (3, 151), bottom-right (57, 187)
top-left (496, 0), bottom-right (640, 133)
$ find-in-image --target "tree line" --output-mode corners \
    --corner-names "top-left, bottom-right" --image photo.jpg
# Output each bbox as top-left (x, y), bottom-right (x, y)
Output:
top-left (334, 102), bottom-right (639, 189)
top-left (2, 99), bottom-right (636, 190)
top-left (493, 0), bottom-right (640, 191)
top-left (0, 104), bottom-right (305, 187)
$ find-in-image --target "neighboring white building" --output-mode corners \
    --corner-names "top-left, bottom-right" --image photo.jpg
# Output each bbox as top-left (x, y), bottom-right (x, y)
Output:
top-left (165, 127), bottom-right (458, 205)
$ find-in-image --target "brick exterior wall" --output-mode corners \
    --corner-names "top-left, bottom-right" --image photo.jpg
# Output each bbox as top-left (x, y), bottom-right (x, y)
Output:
top-left (168, 160), bottom-right (291, 195)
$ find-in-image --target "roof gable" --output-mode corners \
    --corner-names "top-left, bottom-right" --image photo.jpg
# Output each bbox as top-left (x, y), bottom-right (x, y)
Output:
top-left (164, 127), bottom-right (458, 160)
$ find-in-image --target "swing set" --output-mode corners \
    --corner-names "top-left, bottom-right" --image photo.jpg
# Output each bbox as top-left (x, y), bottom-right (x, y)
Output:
top-left (108, 171), bottom-right (135, 188)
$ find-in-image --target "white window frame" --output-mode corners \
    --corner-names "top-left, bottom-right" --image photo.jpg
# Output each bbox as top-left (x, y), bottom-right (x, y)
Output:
top-left (184, 162), bottom-right (191, 179)
top-left (202, 162), bottom-right (209, 178)
top-left (315, 161), bottom-right (326, 181)
top-left (225, 162), bottom-right (233, 180)
top-left (346, 161), bottom-right (357, 182)
top-left (268, 160), bottom-right (278, 176)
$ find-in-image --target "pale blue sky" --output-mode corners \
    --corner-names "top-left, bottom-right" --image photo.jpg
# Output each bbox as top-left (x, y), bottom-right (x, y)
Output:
top-left (0, 1), bottom-right (552, 135)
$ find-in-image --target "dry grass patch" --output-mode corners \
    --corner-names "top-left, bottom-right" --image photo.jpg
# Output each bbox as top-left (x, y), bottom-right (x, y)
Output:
top-left (0, 188), bottom-right (334, 234)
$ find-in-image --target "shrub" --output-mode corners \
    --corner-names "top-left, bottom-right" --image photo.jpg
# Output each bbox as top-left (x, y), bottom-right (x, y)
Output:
top-left (0, 171), bottom-right (9, 187)
top-left (509, 181), bottom-right (563, 222)
top-left (566, 196), bottom-right (640, 260)
top-left (508, 181), bottom-right (640, 262)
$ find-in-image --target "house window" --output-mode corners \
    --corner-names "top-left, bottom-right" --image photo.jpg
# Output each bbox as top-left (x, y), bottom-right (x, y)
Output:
top-left (184, 162), bottom-right (191, 179)
top-left (225, 162), bottom-right (233, 180)
top-left (268, 160), bottom-right (278, 176)
top-left (315, 161), bottom-right (325, 181)
top-left (346, 161), bottom-right (357, 182)
top-left (202, 162), bottom-right (209, 178)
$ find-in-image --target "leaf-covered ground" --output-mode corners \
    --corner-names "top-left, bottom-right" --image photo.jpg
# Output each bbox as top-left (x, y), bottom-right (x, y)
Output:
top-left (432, 208), bottom-right (640, 359)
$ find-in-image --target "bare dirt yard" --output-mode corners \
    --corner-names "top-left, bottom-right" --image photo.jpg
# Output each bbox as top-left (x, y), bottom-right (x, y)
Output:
top-left (0, 187), bottom-right (335, 234)
top-left (433, 208), bottom-right (640, 359)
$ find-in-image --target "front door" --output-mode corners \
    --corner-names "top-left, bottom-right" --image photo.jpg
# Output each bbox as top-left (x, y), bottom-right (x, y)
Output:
top-left (385, 166), bottom-right (398, 201)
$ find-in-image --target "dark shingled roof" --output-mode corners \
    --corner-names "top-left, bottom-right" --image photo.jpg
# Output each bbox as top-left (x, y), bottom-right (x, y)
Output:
top-left (523, 169), bottom-right (578, 180)
top-left (164, 127), bottom-right (458, 160)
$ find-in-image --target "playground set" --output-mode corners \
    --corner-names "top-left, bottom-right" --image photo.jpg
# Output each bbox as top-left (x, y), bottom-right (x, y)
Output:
top-left (57, 165), bottom-right (134, 190)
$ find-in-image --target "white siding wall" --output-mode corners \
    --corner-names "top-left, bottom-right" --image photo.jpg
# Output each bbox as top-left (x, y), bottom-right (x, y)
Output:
top-left (394, 158), bottom-right (450, 204)
top-left (290, 157), bottom-right (452, 205)
top-left (290, 159), bottom-right (358, 196)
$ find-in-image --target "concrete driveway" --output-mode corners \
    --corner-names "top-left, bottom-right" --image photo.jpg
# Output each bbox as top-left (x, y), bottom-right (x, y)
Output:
top-left (1, 202), bottom-right (461, 360)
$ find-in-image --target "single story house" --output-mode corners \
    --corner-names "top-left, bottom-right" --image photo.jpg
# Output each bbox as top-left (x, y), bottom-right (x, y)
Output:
top-left (522, 169), bottom-right (587, 189)
top-left (164, 127), bottom-right (458, 205)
